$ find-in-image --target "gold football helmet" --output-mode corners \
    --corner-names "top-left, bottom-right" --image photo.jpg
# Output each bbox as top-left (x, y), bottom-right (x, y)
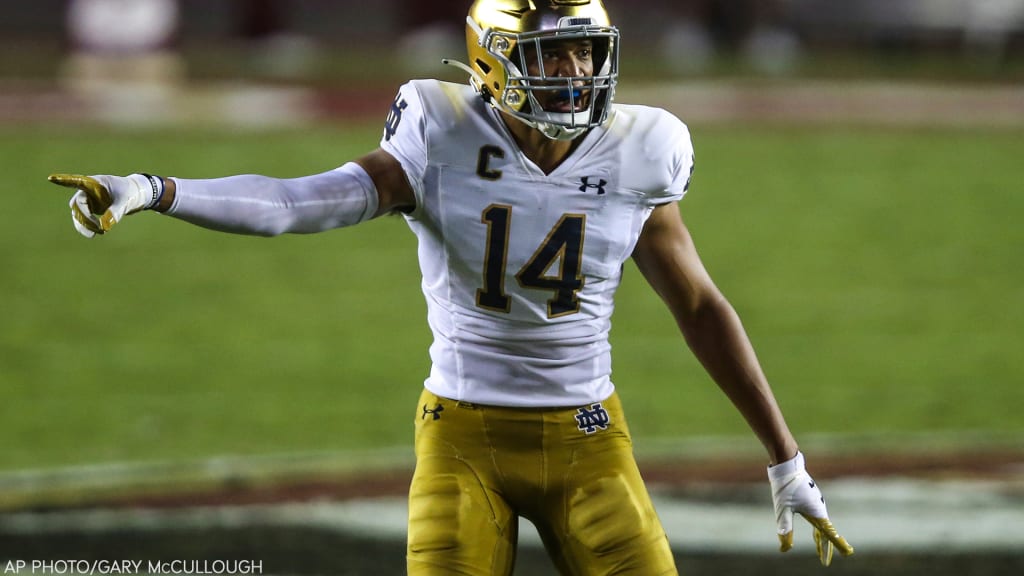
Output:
top-left (445, 0), bottom-right (620, 140)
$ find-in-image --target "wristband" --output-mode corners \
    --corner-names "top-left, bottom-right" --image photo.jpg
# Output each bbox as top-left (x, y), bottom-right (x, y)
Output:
top-left (140, 173), bottom-right (165, 209)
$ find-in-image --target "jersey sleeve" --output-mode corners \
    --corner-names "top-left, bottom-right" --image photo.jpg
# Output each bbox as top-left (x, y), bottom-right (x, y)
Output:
top-left (649, 110), bottom-right (696, 206)
top-left (379, 81), bottom-right (428, 206)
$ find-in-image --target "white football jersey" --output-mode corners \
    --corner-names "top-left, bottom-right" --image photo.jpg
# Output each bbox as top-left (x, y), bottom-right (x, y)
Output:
top-left (381, 80), bottom-right (694, 407)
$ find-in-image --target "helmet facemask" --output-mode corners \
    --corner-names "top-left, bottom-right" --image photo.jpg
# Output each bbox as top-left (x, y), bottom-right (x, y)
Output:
top-left (449, 14), bottom-right (619, 141)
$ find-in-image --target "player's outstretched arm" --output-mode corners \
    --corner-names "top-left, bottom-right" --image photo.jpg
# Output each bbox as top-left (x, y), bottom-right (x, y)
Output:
top-left (48, 149), bottom-right (415, 238)
top-left (632, 202), bottom-right (853, 565)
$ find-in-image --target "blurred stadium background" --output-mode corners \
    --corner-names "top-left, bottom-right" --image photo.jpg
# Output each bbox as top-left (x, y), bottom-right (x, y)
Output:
top-left (1, 1), bottom-right (1023, 574)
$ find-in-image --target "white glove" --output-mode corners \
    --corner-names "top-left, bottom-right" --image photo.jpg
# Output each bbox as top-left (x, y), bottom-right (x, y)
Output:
top-left (48, 173), bottom-right (164, 238)
top-left (768, 451), bottom-right (854, 566)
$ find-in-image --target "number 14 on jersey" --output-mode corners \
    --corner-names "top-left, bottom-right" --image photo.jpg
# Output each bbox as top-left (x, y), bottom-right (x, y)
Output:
top-left (476, 204), bottom-right (586, 319)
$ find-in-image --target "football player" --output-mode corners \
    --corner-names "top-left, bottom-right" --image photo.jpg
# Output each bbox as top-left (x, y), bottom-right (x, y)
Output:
top-left (49, 0), bottom-right (853, 574)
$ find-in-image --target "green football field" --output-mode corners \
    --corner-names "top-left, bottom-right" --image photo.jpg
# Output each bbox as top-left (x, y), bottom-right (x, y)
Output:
top-left (2, 123), bottom-right (1021, 472)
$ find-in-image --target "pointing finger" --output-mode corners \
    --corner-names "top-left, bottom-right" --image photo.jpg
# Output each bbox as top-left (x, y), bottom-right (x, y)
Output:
top-left (49, 174), bottom-right (113, 214)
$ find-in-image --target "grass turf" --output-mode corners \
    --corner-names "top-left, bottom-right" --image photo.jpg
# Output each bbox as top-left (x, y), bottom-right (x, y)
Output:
top-left (2, 123), bottom-right (1020, 471)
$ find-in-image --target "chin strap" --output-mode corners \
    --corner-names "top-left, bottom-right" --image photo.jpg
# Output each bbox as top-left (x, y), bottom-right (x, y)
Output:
top-left (536, 122), bottom-right (587, 141)
top-left (442, 58), bottom-right (484, 88)
top-left (442, 57), bottom-right (498, 105)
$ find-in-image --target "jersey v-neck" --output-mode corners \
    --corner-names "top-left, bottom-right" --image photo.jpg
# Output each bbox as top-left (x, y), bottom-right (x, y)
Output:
top-left (487, 106), bottom-right (607, 179)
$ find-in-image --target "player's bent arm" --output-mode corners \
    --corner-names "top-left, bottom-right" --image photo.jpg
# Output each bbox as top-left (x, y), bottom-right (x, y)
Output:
top-left (631, 202), bottom-right (798, 465)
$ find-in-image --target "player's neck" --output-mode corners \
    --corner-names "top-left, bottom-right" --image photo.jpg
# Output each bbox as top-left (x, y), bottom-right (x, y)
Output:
top-left (502, 113), bottom-right (584, 175)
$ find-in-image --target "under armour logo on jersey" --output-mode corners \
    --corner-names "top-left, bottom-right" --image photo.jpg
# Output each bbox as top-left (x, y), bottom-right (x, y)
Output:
top-left (579, 177), bottom-right (607, 195)
top-left (575, 403), bottom-right (611, 434)
top-left (422, 403), bottom-right (444, 421)
top-left (384, 96), bottom-right (408, 142)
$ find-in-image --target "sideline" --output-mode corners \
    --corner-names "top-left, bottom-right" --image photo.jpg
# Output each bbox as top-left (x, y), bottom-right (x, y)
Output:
top-left (1, 434), bottom-right (1021, 573)
top-left (2, 431), bottom-right (1021, 511)
top-left (1, 477), bottom-right (1022, 553)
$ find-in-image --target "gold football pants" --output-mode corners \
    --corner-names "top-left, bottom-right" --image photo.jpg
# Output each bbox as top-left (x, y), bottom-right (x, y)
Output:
top-left (407, 389), bottom-right (678, 575)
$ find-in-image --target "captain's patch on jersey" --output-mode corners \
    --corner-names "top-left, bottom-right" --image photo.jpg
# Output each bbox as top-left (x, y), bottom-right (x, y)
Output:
top-left (575, 402), bottom-right (611, 434)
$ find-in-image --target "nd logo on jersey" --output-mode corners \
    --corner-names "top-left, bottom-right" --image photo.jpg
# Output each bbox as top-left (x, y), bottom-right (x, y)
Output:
top-left (384, 96), bottom-right (408, 142)
top-left (575, 403), bottom-right (611, 434)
